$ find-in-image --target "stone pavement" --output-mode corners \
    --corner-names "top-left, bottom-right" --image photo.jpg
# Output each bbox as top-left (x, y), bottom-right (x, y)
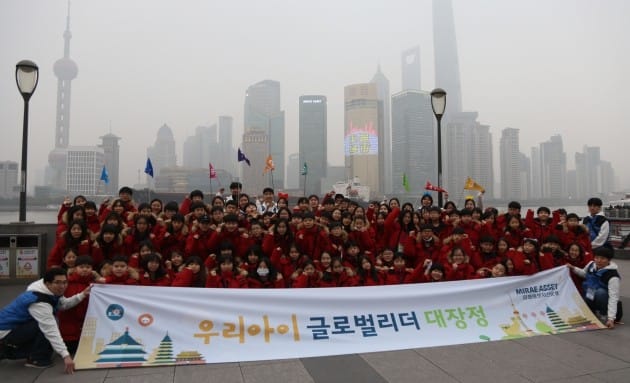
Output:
top-left (2, 260), bottom-right (629, 383)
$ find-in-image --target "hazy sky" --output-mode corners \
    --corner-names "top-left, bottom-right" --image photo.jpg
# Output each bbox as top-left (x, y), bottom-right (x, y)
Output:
top-left (1, 0), bottom-right (629, 191)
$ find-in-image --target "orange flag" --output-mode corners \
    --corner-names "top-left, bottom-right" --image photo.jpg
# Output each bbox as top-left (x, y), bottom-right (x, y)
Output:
top-left (263, 155), bottom-right (275, 174)
top-left (464, 177), bottom-right (485, 193)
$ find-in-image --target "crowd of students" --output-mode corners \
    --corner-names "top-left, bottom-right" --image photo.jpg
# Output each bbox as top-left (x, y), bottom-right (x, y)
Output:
top-left (44, 183), bottom-right (623, 352)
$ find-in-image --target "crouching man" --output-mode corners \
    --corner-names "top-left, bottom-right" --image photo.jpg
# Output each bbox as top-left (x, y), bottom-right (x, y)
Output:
top-left (0, 267), bottom-right (91, 373)
top-left (569, 247), bottom-right (622, 328)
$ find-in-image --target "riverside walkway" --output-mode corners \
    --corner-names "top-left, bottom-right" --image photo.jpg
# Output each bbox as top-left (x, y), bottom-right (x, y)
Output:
top-left (1, 259), bottom-right (628, 383)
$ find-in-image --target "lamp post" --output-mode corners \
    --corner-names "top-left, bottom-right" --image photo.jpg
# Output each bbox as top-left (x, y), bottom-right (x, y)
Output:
top-left (15, 60), bottom-right (39, 223)
top-left (430, 88), bottom-right (447, 209)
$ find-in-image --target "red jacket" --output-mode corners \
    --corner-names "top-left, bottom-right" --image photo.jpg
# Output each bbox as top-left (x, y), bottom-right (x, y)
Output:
top-left (139, 271), bottom-right (172, 286)
top-left (524, 209), bottom-right (559, 244)
top-left (105, 272), bottom-right (138, 285)
top-left (384, 268), bottom-right (412, 285)
top-left (293, 273), bottom-right (322, 288)
top-left (557, 226), bottom-right (592, 252)
top-left (47, 237), bottom-right (92, 269)
top-left (347, 228), bottom-right (376, 256)
top-left (507, 250), bottom-right (539, 276)
top-left (84, 214), bottom-right (102, 236)
top-left (248, 275), bottom-right (285, 288)
top-left (206, 271), bottom-right (248, 288)
top-left (91, 239), bottom-right (124, 267)
top-left (383, 208), bottom-right (410, 251)
top-left (171, 267), bottom-right (204, 287)
top-left (318, 270), bottom-right (357, 287)
top-left (262, 233), bottom-right (292, 258)
top-left (184, 229), bottom-right (214, 261)
top-left (295, 226), bottom-right (330, 261)
top-left (161, 229), bottom-right (188, 258)
top-left (58, 272), bottom-right (92, 342)
top-left (207, 229), bottom-right (249, 259)
top-left (445, 262), bottom-right (475, 281)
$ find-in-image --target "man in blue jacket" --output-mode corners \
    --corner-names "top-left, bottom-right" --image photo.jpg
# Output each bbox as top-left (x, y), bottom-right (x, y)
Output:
top-left (0, 267), bottom-right (90, 374)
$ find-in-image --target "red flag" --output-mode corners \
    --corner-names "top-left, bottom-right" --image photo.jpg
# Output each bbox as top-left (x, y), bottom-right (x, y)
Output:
top-left (425, 180), bottom-right (447, 194)
top-left (209, 163), bottom-right (217, 179)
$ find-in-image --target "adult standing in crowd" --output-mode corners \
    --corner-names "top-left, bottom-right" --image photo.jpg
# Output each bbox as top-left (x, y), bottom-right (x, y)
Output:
top-left (583, 197), bottom-right (611, 250)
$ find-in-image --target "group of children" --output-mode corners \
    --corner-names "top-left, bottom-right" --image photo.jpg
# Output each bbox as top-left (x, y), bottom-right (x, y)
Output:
top-left (47, 185), bottom-right (623, 351)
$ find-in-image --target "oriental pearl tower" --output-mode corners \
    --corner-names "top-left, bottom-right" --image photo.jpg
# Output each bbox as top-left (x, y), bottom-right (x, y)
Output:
top-left (47, 2), bottom-right (78, 191)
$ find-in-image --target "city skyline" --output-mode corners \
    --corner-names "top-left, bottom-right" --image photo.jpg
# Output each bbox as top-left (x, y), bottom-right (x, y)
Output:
top-left (1, 0), bottom-right (628, 194)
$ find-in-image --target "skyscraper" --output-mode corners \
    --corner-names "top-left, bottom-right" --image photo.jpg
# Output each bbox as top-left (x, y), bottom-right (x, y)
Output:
top-left (299, 95), bottom-right (327, 195)
top-left (391, 90), bottom-right (434, 194)
top-left (344, 83), bottom-right (383, 195)
top-left (241, 129), bottom-right (269, 195)
top-left (530, 147), bottom-right (542, 199)
top-left (470, 124), bottom-right (494, 198)
top-left (47, 4), bottom-right (78, 191)
top-left (539, 135), bottom-right (566, 199)
top-left (575, 145), bottom-right (611, 199)
top-left (244, 80), bottom-right (285, 189)
top-left (286, 153), bottom-right (300, 190)
top-left (370, 66), bottom-right (392, 193)
top-left (183, 125), bottom-right (216, 169)
top-left (65, 147), bottom-right (104, 195)
top-left (217, 116), bottom-right (235, 174)
top-left (147, 124), bottom-right (177, 177)
top-left (0, 161), bottom-right (19, 199)
top-left (443, 112), bottom-right (477, 201)
top-left (401, 46), bottom-right (421, 91)
top-left (500, 128), bottom-right (521, 200)
top-left (433, 0), bottom-right (463, 116)
top-left (99, 133), bottom-right (121, 195)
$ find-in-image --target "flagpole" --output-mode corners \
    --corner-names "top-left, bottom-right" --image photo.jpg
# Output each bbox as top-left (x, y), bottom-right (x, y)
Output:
top-left (270, 169), bottom-right (275, 190)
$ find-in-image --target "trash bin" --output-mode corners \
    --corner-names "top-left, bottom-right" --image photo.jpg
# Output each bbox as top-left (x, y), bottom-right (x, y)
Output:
top-left (0, 234), bottom-right (46, 284)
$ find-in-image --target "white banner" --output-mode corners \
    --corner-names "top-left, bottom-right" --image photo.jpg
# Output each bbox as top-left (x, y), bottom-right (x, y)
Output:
top-left (75, 267), bottom-right (604, 370)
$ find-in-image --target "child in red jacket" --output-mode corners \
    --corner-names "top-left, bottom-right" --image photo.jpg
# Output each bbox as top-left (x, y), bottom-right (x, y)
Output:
top-left (293, 260), bottom-right (322, 288)
top-left (319, 257), bottom-right (357, 287)
top-left (295, 212), bottom-right (330, 262)
top-left (104, 255), bottom-right (139, 285)
top-left (171, 256), bottom-right (206, 287)
top-left (509, 238), bottom-right (540, 276)
top-left (384, 253), bottom-right (412, 285)
top-left (58, 255), bottom-right (98, 355)
top-left (139, 253), bottom-right (171, 286)
top-left (445, 246), bottom-right (475, 281)
top-left (206, 255), bottom-right (248, 288)
top-left (356, 256), bottom-right (384, 286)
top-left (247, 258), bottom-right (285, 288)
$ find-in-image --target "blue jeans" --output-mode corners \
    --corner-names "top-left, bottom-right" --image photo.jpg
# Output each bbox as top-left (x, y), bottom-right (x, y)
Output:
top-left (2, 319), bottom-right (53, 363)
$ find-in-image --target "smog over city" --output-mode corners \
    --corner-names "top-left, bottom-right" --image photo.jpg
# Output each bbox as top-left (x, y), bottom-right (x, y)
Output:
top-left (1, 0), bottom-right (628, 201)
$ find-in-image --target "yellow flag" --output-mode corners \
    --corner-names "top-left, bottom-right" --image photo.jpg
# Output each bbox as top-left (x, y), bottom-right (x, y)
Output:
top-left (464, 177), bottom-right (485, 193)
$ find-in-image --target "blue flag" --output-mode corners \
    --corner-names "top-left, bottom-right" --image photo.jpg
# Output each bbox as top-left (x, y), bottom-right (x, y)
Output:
top-left (145, 158), bottom-right (154, 178)
top-left (100, 165), bottom-right (109, 184)
top-left (237, 148), bottom-right (251, 166)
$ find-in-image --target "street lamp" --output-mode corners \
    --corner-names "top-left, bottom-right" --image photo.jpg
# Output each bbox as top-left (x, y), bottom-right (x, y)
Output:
top-left (430, 88), bottom-right (447, 209)
top-left (15, 60), bottom-right (39, 223)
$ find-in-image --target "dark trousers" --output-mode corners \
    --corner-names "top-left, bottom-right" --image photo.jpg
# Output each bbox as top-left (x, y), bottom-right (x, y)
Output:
top-left (583, 287), bottom-right (609, 320)
top-left (3, 319), bottom-right (53, 363)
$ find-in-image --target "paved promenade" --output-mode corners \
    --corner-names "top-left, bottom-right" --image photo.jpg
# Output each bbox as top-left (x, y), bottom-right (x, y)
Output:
top-left (2, 260), bottom-right (629, 383)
